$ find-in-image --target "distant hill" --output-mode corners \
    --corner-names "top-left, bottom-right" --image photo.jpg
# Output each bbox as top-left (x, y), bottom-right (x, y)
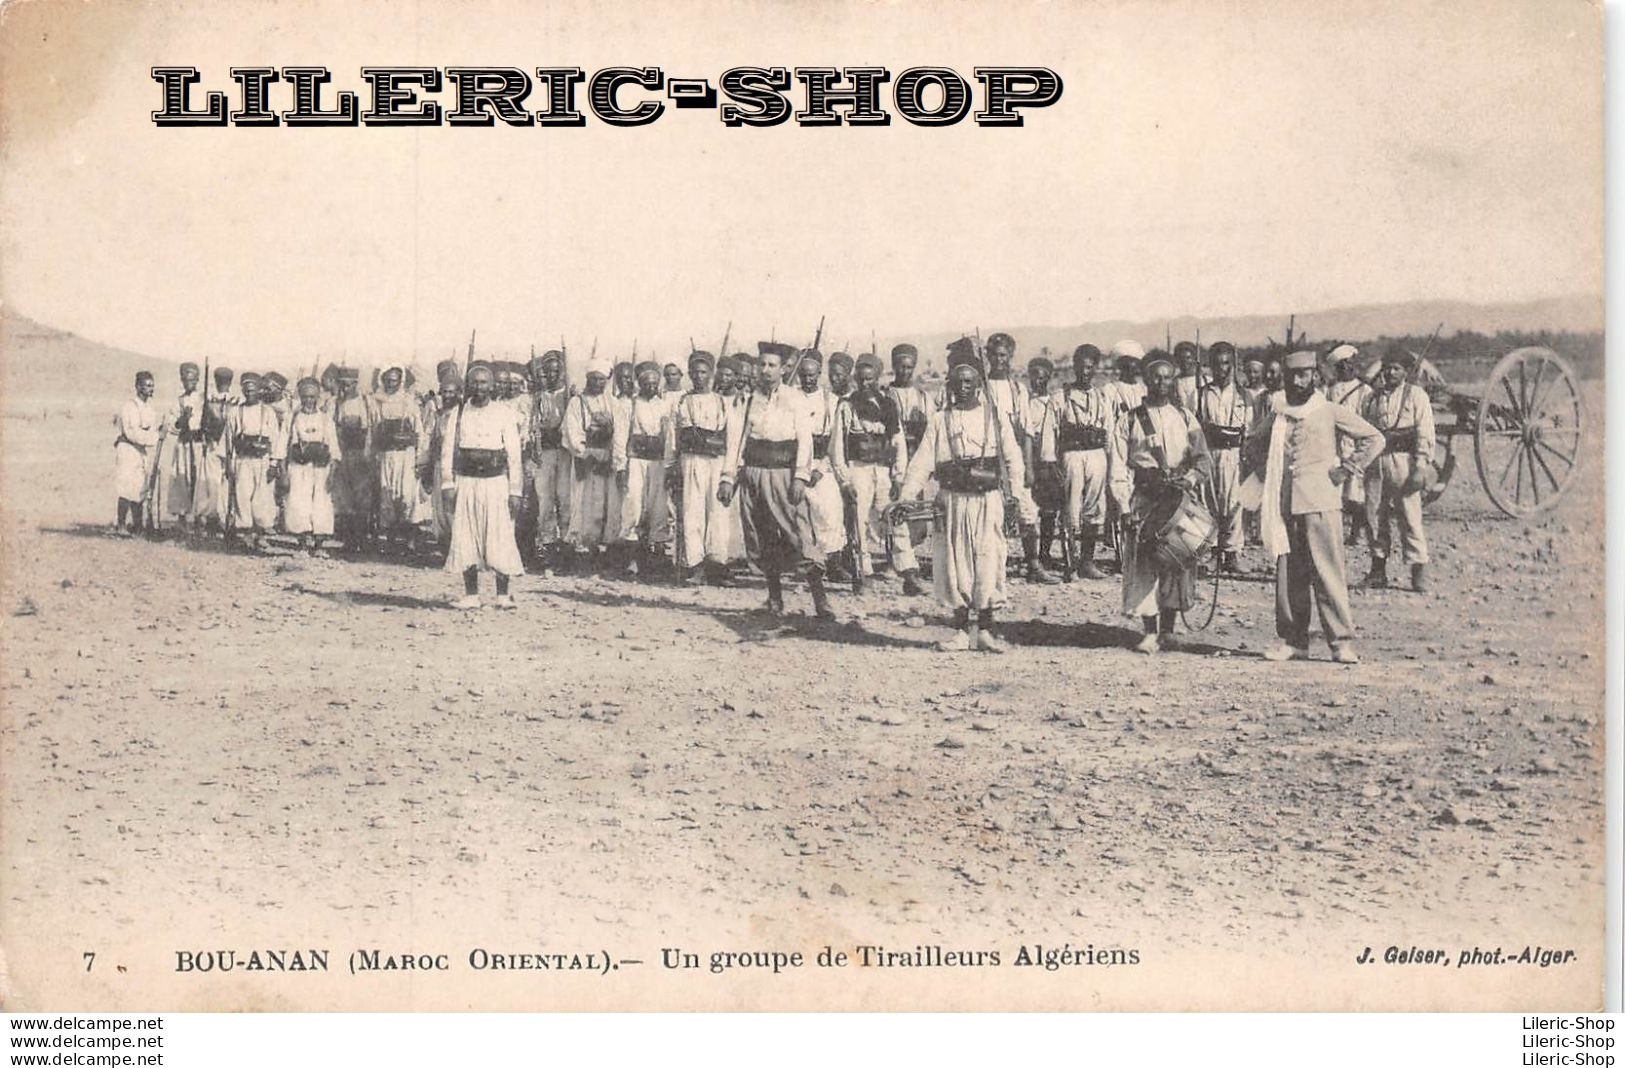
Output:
top-left (3, 295), bottom-right (1603, 412)
top-left (904, 295), bottom-right (1603, 372)
top-left (2, 309), bottom-right (182, 417)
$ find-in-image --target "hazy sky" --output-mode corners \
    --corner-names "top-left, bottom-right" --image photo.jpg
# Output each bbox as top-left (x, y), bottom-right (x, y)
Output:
top-left (0, 0), bottom-right (1603, 369)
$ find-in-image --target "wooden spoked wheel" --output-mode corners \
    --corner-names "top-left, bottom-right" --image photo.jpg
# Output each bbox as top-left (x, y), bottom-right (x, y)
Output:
top-left (1473, 347), bottom-right (1585, 517)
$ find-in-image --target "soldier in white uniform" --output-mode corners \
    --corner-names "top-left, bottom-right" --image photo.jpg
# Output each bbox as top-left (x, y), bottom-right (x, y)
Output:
top-left (885, 343), bottom-right (934, 597)
top-left (1111, 356), bottom-right (1213, 654)
top-left (1361, 349), bottom-right (1437, 593)
top-left (113, 372), bottom-right (161, 535)
top-left (671, 351), bottom-right (735, 585)
top-left (791, 350), bottom-right (848, 573)
top-left (440, 363), bottom-right (524, 609)
top-left (1324, 343), bottom-right (1375, 547)
top-left (614, 361), bottom-right (675, 574)
top-left (981, 333), bottom-right (1056, 585)
top-left (1056, 344), bottom-right (1113, 579)
top-left (716, 343), bottom-right (833, 619)
top-left (1194, 341), bottom-right (1253, 572)
top-left (526, 350), bottom-right (574, 571)
top-left (563, 355), bottom-right (623, 568)
top-left (225, 372), bottom-right (285, 552)
top-left (830, 352), bottom-right (908, 589)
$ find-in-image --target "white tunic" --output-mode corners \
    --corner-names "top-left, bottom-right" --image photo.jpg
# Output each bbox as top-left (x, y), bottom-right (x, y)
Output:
top-left (896, 400), bottom-right (1025, 612)
top-left (439, 400), bottom-right (524, 575)
top-left (114, 396), bottom-right (161, 501)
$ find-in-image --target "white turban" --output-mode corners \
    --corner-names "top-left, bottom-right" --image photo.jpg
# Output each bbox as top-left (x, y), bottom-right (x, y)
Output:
top-left (1328, 344), bottom-right (1359, 366)
top-left (1110, 339), bottom-right (1146, 360)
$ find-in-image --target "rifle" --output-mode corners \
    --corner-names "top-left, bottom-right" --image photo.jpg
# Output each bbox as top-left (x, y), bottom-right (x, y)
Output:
top-left (1410, 321), bottom-right (1444, 386)
top-left (193, 354), bottom-right (208, 528)
top-left (717, 321), bottom-right (731, 363)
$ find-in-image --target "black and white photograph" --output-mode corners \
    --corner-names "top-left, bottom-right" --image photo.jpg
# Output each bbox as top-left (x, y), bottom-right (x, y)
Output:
top-left (0, 0), bottom-right (1609, 1014)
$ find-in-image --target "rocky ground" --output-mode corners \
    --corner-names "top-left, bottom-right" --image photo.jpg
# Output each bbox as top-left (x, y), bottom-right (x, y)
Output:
top-left (0, 398), bottom-right (1607, 1011)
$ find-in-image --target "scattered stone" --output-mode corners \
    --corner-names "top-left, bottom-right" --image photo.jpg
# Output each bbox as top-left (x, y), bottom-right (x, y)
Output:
top-left (935, 736), bottom-right (965, 750)
top-left (829, 882), bottom-right (848, 897)
top-left (1531, 756), bottom-right (1559, 775)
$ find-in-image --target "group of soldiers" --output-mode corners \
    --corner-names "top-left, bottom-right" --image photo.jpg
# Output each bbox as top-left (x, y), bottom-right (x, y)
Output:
top-left (112, 331), bottom-right (1436, 658)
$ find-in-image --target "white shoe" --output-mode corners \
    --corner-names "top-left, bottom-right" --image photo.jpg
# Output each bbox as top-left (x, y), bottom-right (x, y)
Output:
top-left (1262, 642), bottom-right (1307, 661)
top-left (937, 629), bottom-right (972, 652)
top-left (452, 594), bottom-right (482, 611)
top-left (976, 629), bottom-right (1008, 654)
top-left (1331, 642), bottom-right (1360, 664)
top-left (1134, 632), bottom-right (1160, 655)
top-left (493, 594), bottom-right (518, 610)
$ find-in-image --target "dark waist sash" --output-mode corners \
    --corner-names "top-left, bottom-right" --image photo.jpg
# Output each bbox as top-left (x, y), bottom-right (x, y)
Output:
top-left (677, 425), bottom-right (727, 457)
top-left (903, 411), bottom-right (928, 451)
top-left (742, 437), bottom-right (797, 469)
top-left (532, 426), bottom-right (564, 450)
top-left (337, 423), bottom-right (369, 451)
top-left (845, 431), bottom-right (894, 466)
top-left (1203, 424), bottom-right (1245, 450)
top-left (811, 433), bottom-right (830, 460)
top-left (288, 441), bottom-right (332, 467)
top-left (628, 432), bottom-right (665, 461)
top-left (233, 434), bottom-right (272, 459)
top-left (1058, 423), bottom-right (1108, 453)
top-left (1133, 467), bottom-right (1179, 491)
top-left (375, 418), bottom-right (416, 451)
top-left (1383, 426), bottom-right (1419, 455)
top-left (454, 447), bottom-right (508, 478)
top-left (935, 456), bottom-right (1001, 493)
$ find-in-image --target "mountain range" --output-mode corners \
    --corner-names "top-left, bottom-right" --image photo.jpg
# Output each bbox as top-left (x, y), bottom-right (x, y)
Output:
top-left (2, 294), bottom-right (1604, 412)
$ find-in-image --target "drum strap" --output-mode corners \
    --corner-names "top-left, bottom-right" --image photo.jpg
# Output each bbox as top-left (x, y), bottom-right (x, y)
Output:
top-left (1134, 405), bottom-right (1171, 475)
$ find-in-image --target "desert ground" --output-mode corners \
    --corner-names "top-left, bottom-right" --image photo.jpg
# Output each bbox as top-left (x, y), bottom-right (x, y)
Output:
top-left (0, 385), bottom-right (1607, 1012)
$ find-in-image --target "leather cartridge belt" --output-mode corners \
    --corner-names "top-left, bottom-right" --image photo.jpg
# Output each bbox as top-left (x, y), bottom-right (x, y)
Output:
top-left (935, 456), bottom-right (1002, 493)
top-left (374, 418), bottom-right (417, 451)
top-left (903, 412), bottom-right (928, 450)
top-left (844, 431), bottom-right (894, 466)
top-left (453, 447), bottom-right (508, 478)
top-left (337, 423), bottom-right (369, 451)
top-left (628, 432), bottom-right (665, 461)
top-left (1203, 424), bottom-right (1245, 450)
top-left (532, 426), bottom-right (564, 450)
top-left (287, 441), bottom-right (332, 467)
top-left (676, 425), bottom-right (727, 457)
top-left (742, 437), bottom-right (797, 469)
top-left (811, 433), bottom-right (830, 460)
top-left (584, 422), bottom-right (614, 448)
top-left (1382, 426), bottom-right (1419, 455)
top-left (1057, 423), bottom-right (1108, 453)
top-left (1133, 467), bottom-right (1182, 491)
top-left (233, 434), bottom-right (273, 458)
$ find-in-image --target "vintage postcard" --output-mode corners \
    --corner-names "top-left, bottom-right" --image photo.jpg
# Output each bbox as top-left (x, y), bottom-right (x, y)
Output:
top-left (0, 0), bottom-right (1607, 1011)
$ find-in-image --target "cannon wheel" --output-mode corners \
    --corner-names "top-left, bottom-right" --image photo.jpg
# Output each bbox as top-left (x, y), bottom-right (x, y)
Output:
top-left (1473, 347), bottom-right (1585, 517)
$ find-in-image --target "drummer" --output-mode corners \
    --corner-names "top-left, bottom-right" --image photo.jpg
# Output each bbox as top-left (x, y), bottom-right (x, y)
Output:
top-left (1109, 353), bottom-right (1213, 654)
